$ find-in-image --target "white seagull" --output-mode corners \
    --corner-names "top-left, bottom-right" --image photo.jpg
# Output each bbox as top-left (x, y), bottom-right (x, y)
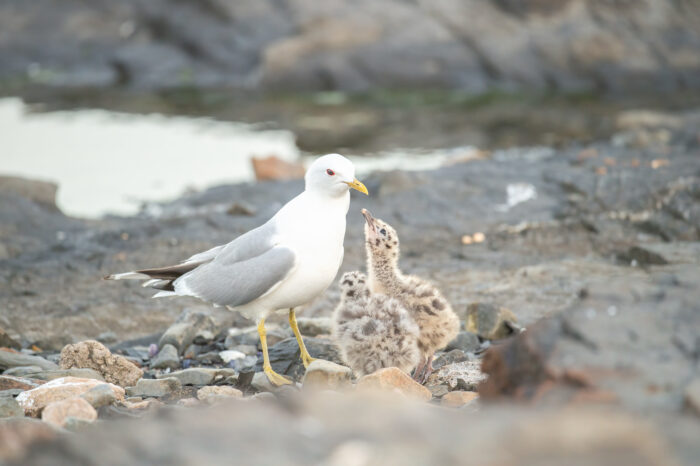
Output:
top-left (106, 154), bottom-right (368, 385)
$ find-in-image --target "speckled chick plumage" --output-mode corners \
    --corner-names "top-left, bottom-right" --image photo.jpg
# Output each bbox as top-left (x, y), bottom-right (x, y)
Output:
top-left (362, 210), bottom-right (460, 381)
top-left (332, 271), bottom-right (421, 376)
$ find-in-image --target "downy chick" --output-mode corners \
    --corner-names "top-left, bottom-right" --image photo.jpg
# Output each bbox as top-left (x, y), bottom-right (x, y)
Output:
top-left (362, 209), bottom-right (460, 383)
top-left (333, 271), bottom-right (421, 376)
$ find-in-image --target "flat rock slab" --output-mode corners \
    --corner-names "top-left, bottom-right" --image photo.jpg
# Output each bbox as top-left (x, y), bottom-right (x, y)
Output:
top-left (126, 378), bottom-right (181, 398)
top-left (0, 351), bottom-right (58, 371)
top-left (16, 377), bottom-right (125, 417)
top-left (157, 368), bottom-right (236, 386)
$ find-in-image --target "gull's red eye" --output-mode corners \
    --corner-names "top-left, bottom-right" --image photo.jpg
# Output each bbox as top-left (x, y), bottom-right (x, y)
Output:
top-left (326, 169), bottom-right (335, 176)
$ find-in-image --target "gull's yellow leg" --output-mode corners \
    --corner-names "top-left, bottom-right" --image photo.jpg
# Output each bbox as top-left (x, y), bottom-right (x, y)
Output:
top-left (258, 318), bottom-right (292, 386)
top-left (289, 308), bottom-right (316, 368)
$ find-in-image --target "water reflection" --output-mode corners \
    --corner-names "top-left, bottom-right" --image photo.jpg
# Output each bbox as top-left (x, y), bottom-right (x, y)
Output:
top-left (1, 98), bottom-right (299, 218)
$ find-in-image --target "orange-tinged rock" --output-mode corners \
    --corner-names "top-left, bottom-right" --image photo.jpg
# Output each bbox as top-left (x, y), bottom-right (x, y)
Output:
top-left (15, 377), bottom-right (125, 417)
top-left (0, 375), bottom-right (44, 391)
top-left (441, 390), bottom-right (478, 407)
top-left (356, 367), bottom-right (432, 401)
top-left (251, 155), bottom-right (305, 181)
top-left (41, 398), bottom-right (97, 428)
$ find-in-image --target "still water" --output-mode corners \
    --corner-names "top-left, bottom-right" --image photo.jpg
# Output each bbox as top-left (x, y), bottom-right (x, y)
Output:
top-left (1, 98), bottom-right (456, 218)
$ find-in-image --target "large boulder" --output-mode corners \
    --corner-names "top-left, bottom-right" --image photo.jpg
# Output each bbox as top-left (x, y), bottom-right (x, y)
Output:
top-left (59, 340), bottom-right (143, 388)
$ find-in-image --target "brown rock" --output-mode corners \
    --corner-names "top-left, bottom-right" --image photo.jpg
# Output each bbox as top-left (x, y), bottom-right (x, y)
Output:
top-left (196, 386), bottom-right (243, 403)
top-left (251, 155), bottom-right (305, 181)
top-left (41, 398), bottom-right (97, 428)
top-left (0, 375), bottom-right (44, 391)
top-left (15, 377), bottom-right (125, 417)
top-left (0, 176), bottom-right (58, 211)
top-left (302, 360), bottom-right (352, 390)
top-left (466, 303), bottom-right (518, 340)
top-left (441, 391), bottom-right (479, 407)
top-left (0, 418), bottom-right (58, 462)
top-left (356, 367), bottom-right (432, 402)
top-left (59, 340), bottom-right (143, 387)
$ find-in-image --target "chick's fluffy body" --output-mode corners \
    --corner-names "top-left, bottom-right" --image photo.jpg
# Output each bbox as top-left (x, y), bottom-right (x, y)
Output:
top-left (333, 271), bottom-right (421, 376)
top-left (365, 218), bottom-right (460, 363)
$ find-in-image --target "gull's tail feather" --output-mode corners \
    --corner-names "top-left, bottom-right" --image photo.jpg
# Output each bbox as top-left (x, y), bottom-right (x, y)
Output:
top-left (104, 261), bottom-right (203, 294)
top-left (103, 272), bottom-right (150, 280)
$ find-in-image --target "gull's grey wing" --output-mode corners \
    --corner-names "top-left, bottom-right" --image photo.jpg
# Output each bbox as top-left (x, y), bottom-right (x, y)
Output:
top-left (174, 245), bottom-right (296, 307)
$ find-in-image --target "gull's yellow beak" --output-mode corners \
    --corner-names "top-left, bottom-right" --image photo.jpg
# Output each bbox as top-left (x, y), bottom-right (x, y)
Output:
top-left (345, 178), bottom-right (369, 195)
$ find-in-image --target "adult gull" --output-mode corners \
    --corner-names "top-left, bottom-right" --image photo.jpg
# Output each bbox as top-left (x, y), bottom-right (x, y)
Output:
top-left (106, 154), bottom-right (368, 385)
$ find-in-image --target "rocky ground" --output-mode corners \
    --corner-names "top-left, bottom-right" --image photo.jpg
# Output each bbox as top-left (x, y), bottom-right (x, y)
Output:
top-left (2, 0), bottom-right (700, 95)
top-left (1, 109), bottom-right (699, 464)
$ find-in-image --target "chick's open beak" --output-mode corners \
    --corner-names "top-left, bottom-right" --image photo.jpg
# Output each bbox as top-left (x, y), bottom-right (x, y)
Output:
top-left (361, 208), bottom-right (376, 231)
top-left (345, 178), bottom-right (369, 195)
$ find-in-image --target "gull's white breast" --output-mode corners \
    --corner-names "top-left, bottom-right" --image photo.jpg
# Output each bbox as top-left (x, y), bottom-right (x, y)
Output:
top-left (237, 190), bottom-right (349, 318)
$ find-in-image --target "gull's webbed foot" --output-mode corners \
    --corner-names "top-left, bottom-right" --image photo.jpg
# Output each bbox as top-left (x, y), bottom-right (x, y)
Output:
top-left (264, 365), bottom-right (293, 386)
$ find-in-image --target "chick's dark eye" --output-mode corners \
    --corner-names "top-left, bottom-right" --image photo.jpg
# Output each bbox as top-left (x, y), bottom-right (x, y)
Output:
top-left (326, 169), bottom-right (335, 176)
top-left (380, 228), bottom-right (387, 235)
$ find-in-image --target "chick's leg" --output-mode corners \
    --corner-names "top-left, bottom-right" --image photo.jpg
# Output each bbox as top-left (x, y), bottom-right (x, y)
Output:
top-left (412, 355), bottom-right (427, 383)
top-left (258, 317), bottom-right (292, 385)
top-left (289, 308), bottom-right (316, 368)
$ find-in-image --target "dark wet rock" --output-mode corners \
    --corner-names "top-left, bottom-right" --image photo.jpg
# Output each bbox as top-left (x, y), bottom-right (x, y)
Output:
top-left (149, 344), bottom-right (179, 370)
top-left (2, 1), bottom-right (700, 95)
top-left (0, 397), bottom-right (23, 418)
top-left (465, 303), bottom-right (519, 340)
top-left (157, 368), bottom-right (236, 387)
top-left (59, 340), bottom-right (142, 388)
top-left (445, 331), bottom-right (481, 353)
top-left (255, 337), bottom-right (343, 381)
top-left (480, 271), bottom-right (700, 410)
top-left (0, 351), bottom-right (58, 371)
top-left (617, 245), bottom-right (669, 267)
top-left (25, 368), bottom-right (104, 382)
top-left (0, 328), bottom-right (20, 350)
top-left (126, 377), bottom-right (181, 398)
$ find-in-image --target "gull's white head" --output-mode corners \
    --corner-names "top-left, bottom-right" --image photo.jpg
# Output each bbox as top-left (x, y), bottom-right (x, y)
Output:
top-left (305, 153), bottom-right (369, 197)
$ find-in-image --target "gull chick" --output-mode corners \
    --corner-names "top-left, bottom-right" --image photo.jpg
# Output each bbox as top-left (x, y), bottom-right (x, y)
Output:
top-left (106, 154), bottom-right (368, 386)
top-left (333, 271), bottom-right (420, 376)
top-left (362, 209), bottom-right (459, 383)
